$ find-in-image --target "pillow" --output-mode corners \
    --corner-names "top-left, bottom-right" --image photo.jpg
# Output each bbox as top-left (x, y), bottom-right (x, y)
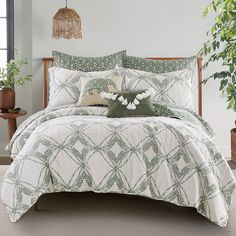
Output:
top-left (101, 89), bottom-right (155, 118)
top-left (77, 76), bottom-right (123, 106)
top-left (52, 50), bottom-right (126, 72)
top-left (48, 67), bottom-right (118, 108)
top-left (123, 55), bottom-right (197, 74)
top-left (119, 67), bottom-right (195, 111)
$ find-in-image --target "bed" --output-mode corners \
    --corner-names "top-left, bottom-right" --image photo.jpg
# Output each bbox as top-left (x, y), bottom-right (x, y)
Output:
top-left (1, 56), bottom-right (235, 227)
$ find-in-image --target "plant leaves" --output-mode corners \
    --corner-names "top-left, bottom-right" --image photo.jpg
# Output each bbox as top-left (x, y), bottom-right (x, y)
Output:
top-left (200, 0), bottom-right (236, 111)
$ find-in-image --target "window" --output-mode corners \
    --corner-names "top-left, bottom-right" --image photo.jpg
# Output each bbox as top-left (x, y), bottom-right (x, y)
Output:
top-left (0, 0), bottom-right (14, 68)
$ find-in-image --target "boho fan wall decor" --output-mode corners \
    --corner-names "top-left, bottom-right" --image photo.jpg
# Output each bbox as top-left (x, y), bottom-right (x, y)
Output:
top-left (52, 0), bottom-right (82, 39)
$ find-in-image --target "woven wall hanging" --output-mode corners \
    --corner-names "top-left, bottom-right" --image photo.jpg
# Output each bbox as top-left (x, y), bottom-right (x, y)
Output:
top-left (52, 0), bottom-right (82, 39)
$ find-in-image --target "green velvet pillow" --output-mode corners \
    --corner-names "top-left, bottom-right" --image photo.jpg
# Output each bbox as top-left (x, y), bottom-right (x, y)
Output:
top-left (123, 55), bottom-right (197, 74)
top-left (52, 50), bottom-right (126, 72)
top-left (101, 89), bottom-right (155, 118)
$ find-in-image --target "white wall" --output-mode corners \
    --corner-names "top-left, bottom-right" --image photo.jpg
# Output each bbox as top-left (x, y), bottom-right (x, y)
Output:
top-left (0, 0), bottom-right (234, 158)
top-left (0, 0), bottom-right (32, 156)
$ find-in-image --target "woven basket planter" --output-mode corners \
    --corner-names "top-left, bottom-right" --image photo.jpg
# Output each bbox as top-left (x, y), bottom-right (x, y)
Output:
top-left (231, 126), bottom-right (236, 163)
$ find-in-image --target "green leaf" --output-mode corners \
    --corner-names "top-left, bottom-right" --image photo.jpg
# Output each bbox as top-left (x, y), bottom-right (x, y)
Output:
top-left (200, 0), bottom-right (236, 111)
top-left (220, 79), bottom-right (228, 90)
top-left (0, 49), bottom-right (31, 88)
top-left (230, 64), bottom-right (234, 73)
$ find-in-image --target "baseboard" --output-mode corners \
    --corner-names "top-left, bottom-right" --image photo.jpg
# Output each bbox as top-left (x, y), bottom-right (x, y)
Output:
top-left (0, 156), bottom-right (11, 165)
top-left (228, 160), bottom-right (236, 169)
top-left (0, 141), bottom-right (11, 164)
top-left (0, 141), bottom-right (8, 157)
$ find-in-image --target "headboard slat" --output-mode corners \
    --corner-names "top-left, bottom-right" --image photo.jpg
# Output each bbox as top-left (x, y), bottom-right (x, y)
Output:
top-left (42, 58), bottom-right (53, 108)
top-left (42, 57), bottom-right (203, 116)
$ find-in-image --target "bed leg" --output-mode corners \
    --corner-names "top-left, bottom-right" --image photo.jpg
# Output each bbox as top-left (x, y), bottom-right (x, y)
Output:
top-left (34, 202), bottom-right (38, 211)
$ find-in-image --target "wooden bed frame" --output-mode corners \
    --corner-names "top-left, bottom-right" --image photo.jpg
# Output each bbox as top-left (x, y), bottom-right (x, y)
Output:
top-left (42, 57), bottom-right (203, 116)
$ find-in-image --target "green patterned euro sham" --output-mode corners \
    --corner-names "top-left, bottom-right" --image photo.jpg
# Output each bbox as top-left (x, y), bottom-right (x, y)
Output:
top-left (52, 50), bottom-right (126, 71)
top-left (1, 104), bottom-right (235, 227)
top-left (123, 55), bottom-right (197, 74)
top-left (119, 67), bottom-right (195, 110)
top-left (48, 67), bottom-right (119, 108)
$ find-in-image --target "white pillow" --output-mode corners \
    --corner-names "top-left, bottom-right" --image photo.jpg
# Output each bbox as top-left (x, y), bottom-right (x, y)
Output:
top-left (119, 67), bottom-right (195, 111)
top-left (48, 67), bottom-right (118, 108)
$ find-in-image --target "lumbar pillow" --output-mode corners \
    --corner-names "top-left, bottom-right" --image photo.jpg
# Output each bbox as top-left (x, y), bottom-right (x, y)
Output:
top-left (52, 50), bottom-right (126, 72)
top-left (118, 67), bottom-right (195, 111)
top-left (77, 76), bottom-right (123, 106)
top-left (123, 55), bottom-right (197, 74)
top-left (48, 67), bottom-right (118, 108)
top-left (101, 89), bottom-right (155, 118)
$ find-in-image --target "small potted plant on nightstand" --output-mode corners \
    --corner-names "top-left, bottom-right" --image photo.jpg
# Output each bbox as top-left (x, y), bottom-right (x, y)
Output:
top-left (200, 0), bottom-right (236, 163)
top-left (0, 52), bottom-right (32, 112)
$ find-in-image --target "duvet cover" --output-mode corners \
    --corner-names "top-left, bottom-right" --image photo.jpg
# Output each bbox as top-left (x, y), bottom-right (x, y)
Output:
top-left (1, 104), bottom-right (235, 227)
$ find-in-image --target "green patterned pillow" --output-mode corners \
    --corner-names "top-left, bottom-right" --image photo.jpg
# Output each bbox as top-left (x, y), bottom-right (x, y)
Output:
top-left (101, 89), bottom-right (155, 118)
top-left (123, 55), bottom-right (197, 74)
top-left (52, 50), bottom-right (126, 72)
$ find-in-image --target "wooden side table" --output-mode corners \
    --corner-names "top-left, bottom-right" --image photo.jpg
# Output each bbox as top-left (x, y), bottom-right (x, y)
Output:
top-left (0, 110), bottom-right (27, 142)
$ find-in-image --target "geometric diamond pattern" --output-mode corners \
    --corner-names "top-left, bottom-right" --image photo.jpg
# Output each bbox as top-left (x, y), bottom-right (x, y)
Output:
top-left (1, 105), bottom-right (235, 227)
top-left (48, 67), bottom-right (119, 108)
top-left (120, 68), bottom-right (195, 111)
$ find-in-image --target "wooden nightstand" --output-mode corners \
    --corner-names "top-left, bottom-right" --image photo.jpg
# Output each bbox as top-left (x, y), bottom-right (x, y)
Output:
top-left (0, 110), bottom-right (27, 142)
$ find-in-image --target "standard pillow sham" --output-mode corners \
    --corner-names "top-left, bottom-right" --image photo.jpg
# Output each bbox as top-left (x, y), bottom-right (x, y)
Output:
top-left (102, 89), bottom-right (155, 118)
top-left (123, 55), bottom-right (197, 74)
top-left (119, 67), bottom-right (195, 111)
top-left (52, 50), bottom-right (126, 72)
top-left (48, 67), bottom-right (118, 108)
top-left (77, 76), bottom-right (123, 106)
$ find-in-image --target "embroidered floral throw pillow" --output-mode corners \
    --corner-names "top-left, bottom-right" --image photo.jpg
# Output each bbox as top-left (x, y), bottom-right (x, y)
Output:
top-left (77, 76), bottom-right (123, 106)
top-left (101, 89), bottom-right (155, 118)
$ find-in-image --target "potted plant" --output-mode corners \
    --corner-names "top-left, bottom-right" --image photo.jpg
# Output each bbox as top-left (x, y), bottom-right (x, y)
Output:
top-left (0, 53), bottom-right (32, 112)
top-left (200, 0), bottom-right (236, 162)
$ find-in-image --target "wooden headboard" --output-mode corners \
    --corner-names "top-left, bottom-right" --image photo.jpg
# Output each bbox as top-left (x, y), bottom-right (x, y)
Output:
top-left (42, 57), bottom-right (203, 116)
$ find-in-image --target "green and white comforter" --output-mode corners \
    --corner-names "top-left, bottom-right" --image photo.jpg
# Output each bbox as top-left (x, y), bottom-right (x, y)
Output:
top-left (1, 104), bottom-right (235, 226)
